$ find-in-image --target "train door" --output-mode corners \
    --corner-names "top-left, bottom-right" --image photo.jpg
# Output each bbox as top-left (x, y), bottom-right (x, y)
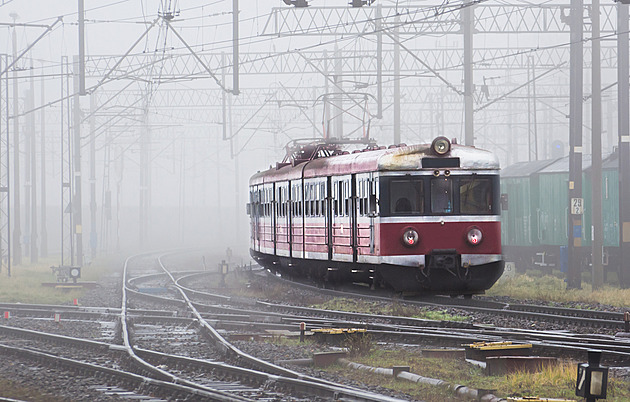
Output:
top-left (332, 175), bottom-right (353, 262)
top-left (261, 184), bottom-right (273, 255)
top-left (351, 174), bottom-right (358, 262)
top-left (276, 183), bottom-right (290, 257)
top-left (291, 181), bottom-right (304, 259)
top-left (324, 176), bottom-right (334, 260)
top-left (272, 182), bottom-right (277, 255)
top-left (253, 186), bottom-right (261, 252)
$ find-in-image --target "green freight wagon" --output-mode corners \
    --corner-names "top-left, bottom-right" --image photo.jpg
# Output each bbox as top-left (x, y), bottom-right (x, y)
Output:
top-left (501, 152), bottom-right (619, 276)
top-left (501, 159), bottom-right (558, 269)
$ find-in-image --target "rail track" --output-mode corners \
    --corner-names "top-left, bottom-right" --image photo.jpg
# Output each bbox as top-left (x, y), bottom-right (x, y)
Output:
top-left (164, 261), bottom-right (630, 366)
top-left (0, 250), bottom-right (628, 400)
top-left (123, 251), bottom-right (408, 401)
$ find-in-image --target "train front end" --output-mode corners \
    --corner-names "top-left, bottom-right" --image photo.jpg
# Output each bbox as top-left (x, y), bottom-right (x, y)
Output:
top-left (374, 137), bottom-right (504, 295)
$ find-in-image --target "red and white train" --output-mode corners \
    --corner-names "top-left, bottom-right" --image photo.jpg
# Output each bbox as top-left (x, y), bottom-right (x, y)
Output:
top-left (247, 137), bottom-right (504, 296)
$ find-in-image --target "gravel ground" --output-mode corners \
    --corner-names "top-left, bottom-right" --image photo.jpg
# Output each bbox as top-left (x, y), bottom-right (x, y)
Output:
top-left (1, 253), bottom-right (629, 401)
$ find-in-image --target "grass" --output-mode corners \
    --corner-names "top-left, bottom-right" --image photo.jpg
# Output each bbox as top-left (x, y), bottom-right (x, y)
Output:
top-left (325, 349), bottom-right (630, 401)
top-left (313, 297), bottom-right (468, 321)
top-left (0, 257), bottom-right (102, 305)
top-left (487, 274), bottom-right (630, 308)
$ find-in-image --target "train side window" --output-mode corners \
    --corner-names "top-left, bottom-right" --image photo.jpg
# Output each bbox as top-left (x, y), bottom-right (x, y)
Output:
top-left (431, 177), bottom-right (453, 214)
top-left (346, 181), bottom-right (349, 216)
top-left (321, 182), bottom-right (326, 217)
top-left (368, 178), bottom-right (378, 216)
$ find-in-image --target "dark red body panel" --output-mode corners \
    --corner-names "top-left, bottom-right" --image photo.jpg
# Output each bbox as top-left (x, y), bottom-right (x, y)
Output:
top-left (379, 221), bottom-right (501, 256)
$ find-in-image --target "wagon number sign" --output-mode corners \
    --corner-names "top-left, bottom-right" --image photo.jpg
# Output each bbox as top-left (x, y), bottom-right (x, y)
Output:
top-left (571, 198), bottom-right (584, 215)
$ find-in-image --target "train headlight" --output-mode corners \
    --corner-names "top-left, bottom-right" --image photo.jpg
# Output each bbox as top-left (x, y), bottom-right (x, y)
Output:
top-left (466, 227), bottom-right (483, 246)
top-left (402, 228), bottom-right (419, 248)
top-left (431, 136), bottom-right (451, 155)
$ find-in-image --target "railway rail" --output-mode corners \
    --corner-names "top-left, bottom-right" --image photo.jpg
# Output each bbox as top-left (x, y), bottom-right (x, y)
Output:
top-left (252, 267), bottom-right (630, 331)
top-left (124, 252), bottom-right (407, 401)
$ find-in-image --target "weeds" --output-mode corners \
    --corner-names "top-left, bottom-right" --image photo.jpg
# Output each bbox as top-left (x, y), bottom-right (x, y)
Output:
top-left (344, 332), bottom-right (372, 357)
top-left (488, 274), bottom-right (630, 308)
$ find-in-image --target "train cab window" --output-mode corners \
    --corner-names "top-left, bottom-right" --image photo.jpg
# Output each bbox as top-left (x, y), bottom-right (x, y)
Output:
top-left (459, 177), bottom-right (493, 214)
top-left (431, 177), bottom-right (453, 213)
top-left (390, 179), bottom-right (424, 215)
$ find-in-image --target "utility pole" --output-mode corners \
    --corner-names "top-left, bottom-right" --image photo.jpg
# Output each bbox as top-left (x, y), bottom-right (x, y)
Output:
top-left (0, 53), bottom-right (10, 275)
top-left (72, 56), bottom-right (83, 267)
top-left (618, 2), bottom-right (630, 288)
top-left (29, 59), bottom-right (37, 263)
top-left (11, 22), bottom-right (21, 266)
top-left (89, 92), bottom-right (96, 259)
top-left (139, 105), bottom-right (150, 248)
top-left (40, 65), bottom-right (47, 258)
top-left (24, 64), bottom-right (32, 260)
top-left (323, 49), bottom-right (330, 139)
top-left (591, 0), bottom-right (603, 289)
top-left (567, 0), bottom-right (584, 289)
top-left (463, 1), bottom-right (474, 146)
top-left (376, 3), bottom-right (382, 120)
top-left (334, 45), bottom-right (343, 139)
top-left (393, 14), bottom-right (400, 145)
top-left (232, 0), bottom-right (239, 95)
top-left (78, 0), bottom-right (86, 95)
top-left (61, 56), bottom-right (74, 267)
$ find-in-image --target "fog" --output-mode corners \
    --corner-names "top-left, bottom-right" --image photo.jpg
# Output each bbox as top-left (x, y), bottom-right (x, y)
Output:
top-left (0, 0), bottom-right (624, 265)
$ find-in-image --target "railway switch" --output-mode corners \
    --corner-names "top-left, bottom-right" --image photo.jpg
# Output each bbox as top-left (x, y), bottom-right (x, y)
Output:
top-left (575, 349), bottom-right (608, 402)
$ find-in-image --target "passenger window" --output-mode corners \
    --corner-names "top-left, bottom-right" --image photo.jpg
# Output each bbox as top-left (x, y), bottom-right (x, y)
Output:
top-left (431, 178), bottom-right (453, 214)
top-left (390, 179), bottom-right (424, 215)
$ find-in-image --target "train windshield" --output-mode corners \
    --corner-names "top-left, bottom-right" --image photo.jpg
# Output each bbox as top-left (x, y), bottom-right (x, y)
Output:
top-left (390, 179), bottom-right (424, 215)
top-left (381, 174), bottom-right (499, 216)
top-left (431, 177), bottom-right (453, 213)
top-left (460, 177), bottom-right (494, 214)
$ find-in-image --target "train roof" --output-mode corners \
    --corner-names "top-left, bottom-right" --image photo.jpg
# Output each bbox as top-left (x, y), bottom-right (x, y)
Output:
top-left (249, 140), bottom-right (500, 185)
top-left (502, 152), bottom-right (615, 178)
top-left (501, 159), bottom-right (559, 178)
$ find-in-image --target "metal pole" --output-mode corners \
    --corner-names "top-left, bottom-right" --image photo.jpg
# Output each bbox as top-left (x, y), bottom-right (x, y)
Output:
top-left (618, 2), bottom-right (630, 288)
top-left (72, 56), bottom-right (83, 267)
top-left (222, 52), bottom-right (227, 141)
top-left (393, 14), bottom-right (400, 145)
top-left (40, 61), bottom-right (47, 258)
top-left (591, 0), bottom-right (604, 289)
top-left (232, 0), bottom-right (239, 95)
top-left (78, 0), bottom-right (85, 95)
top-left (567, 0), bottom-right (584, 289)
top-left (334, 45), bottom-right (342, 140)
top-left (29, 59), bottom-right (37, 263)
top-left (527, 57), bottom-right (533, 162)
top-left (463, 2), bottom-right (474, 146)
top-left (11, 27), bottom-right (21, 266)
top-left (376, 3), bottom-right (382, 120)
top-left (323, 50), bottom-right (329, 139)
top-left (532, 57), bottom-right (539, 160)
top-left (89, 92), bottom-right (96, 259)
top-left (0, 53), bottom-right (10, 275)
top-left (24, 63), bottom-right (32, 260)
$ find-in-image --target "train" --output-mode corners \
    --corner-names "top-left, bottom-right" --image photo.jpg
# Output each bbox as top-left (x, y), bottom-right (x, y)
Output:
top-left (501, 150), bottom-right (621, 278)
top-left (247, 137), bottom-right (505, 296)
